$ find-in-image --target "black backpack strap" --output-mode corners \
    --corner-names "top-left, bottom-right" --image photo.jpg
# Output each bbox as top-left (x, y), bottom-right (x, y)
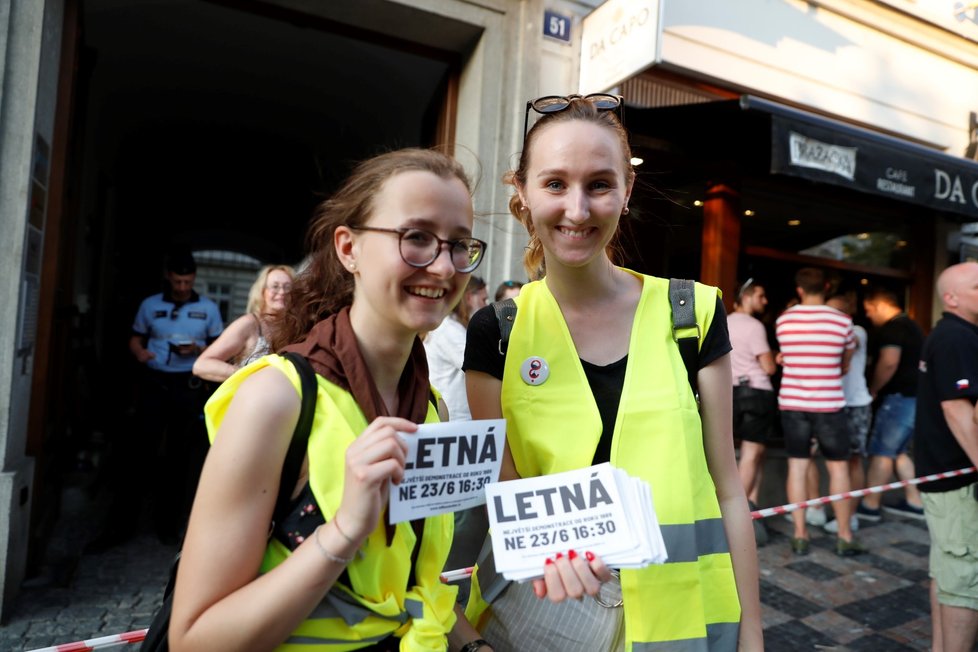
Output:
top-left (274, 352), bottom-right (318, 525)
top-left (669, 278), bottom-right (700, 399)
top-left (492, 298), bottom-right (517, 355)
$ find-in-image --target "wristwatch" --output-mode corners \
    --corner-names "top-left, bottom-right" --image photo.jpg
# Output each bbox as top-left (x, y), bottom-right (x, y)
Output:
top-left (459, 639), bottom-right (490, 652)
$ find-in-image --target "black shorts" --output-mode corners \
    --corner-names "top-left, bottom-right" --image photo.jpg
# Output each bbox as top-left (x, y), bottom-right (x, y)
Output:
top-left (732, 386), bottom-right (777, 444)
top-left (781, 409), bottom-right (850, 461)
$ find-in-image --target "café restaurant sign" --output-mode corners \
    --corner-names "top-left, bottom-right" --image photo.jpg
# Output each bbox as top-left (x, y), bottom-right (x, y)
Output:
top-left (579, 0), bottom-right (661, 94)
top-left (772, 115), bottom-right (978, 218)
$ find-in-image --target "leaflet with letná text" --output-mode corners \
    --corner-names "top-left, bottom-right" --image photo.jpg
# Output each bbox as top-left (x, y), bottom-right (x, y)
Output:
top-left (388, 419), bottom-right (505, 524)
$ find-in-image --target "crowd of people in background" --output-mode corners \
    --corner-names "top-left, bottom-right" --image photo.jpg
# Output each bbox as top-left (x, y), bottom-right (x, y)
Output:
top-left (730, 266), bottom-right (978, 650)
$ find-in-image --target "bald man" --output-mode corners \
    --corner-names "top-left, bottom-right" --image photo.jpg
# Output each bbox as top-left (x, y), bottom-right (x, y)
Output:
top-left (915, 262), bottom-right (978, 652)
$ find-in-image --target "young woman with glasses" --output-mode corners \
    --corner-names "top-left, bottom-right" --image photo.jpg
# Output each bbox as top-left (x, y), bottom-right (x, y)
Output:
top-left (192, 265), bottom-right (297, 383)
top-left (169, 149), bottom-right (492, 652)
top-left (462, 96), bottom-right (762, 651)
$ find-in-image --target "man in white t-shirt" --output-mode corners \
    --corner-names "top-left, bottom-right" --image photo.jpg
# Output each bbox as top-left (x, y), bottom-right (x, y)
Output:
top-left (824, 292), bottom-right (874, 534)
top-left (776, 268), bottom-right (863, 557)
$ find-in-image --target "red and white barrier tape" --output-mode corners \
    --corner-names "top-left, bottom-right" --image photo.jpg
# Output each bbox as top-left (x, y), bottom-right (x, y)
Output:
top-left (25, 628), bottom-right (147, 652)
top-left (29, 467), bottom-right (978, 651)
top-left (751, 465), bottom-right (976, 520)
top-left (437, 466), bottom-right (977, 582)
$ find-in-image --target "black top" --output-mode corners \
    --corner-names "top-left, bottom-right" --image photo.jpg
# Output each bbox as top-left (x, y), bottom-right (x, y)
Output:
top-left (914, 312), bottom-right (978, 493)
top-left (463, 295), bottom-right (732, 465)
top-left (871, 313), bottom-right (924, 397)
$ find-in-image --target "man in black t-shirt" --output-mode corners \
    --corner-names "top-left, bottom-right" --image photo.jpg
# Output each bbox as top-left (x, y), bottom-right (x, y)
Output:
top-left (914, 263), bottom-right (978, 652)
top-left (857, 287), bottom-right (925, 520)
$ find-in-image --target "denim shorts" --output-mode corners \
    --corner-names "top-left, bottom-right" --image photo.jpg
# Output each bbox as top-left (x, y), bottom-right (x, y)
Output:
top-left (781, 409), bottom-right (850, 461)
top-left (922, 483), bottom-right (978, 611)
top-left (868, 394), bottom-right (916, 458)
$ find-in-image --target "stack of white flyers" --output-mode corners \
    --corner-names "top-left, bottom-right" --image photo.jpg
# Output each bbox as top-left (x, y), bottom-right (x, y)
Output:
top-left (485, 462), bottom-right (667, 581)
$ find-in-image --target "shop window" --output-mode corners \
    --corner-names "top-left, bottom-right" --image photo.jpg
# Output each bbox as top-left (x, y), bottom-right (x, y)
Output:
top-left (799, 231), bottom-right (911, 270)
top-left (193, 249), bottom-right (263, 324)
top-left (207, 283), bottom-right (234, 323)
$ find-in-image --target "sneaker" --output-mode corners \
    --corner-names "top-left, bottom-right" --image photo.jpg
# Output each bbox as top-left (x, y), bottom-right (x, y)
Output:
top-left (855, 503), bottom-right (882, 522)
top-left (790, 537), bottom-right (811, 556)
top-left (882, 500), bottom-right (926, 520)
top-left (823, 515), bottom-right (859, 534)
top-left (835, 536), bottom-right (867, 557)
top-left (805, 506), bottom-right (827, 527)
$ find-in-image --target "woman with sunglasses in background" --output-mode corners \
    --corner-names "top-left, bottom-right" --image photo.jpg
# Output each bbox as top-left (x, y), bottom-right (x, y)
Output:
top-left (168, 149), bottom-right (493, 652)
top-left (493, 280), bottom-right (523, 302)
top-left (193, 264), bottom-right (297, 383)
top-left (463, 95), bottom-right (762, 651)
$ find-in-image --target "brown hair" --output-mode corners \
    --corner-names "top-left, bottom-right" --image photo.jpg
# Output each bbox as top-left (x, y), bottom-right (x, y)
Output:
top-left (452, 275), bottom-right (486, 328)
top-left (271, 148), bottom-right (472, 351)
top-left (505, 97), bottom-right (635, 280)
top-left (795, 267), bottom-right (827, 297)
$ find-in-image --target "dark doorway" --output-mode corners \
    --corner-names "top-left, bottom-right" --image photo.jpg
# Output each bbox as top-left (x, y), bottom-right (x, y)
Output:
top-left (36, 0), bottom-right (463, 565)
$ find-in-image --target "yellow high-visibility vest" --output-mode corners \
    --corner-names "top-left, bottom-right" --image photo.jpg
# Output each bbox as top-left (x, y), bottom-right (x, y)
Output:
top-left (472, 271), bottom-right (741, 651)
top-left (206, 354), bottom-right (457, 651)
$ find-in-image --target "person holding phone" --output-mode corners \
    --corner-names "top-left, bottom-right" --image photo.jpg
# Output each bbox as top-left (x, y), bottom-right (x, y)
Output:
top-left (126, 250), bottom-right (223, 544)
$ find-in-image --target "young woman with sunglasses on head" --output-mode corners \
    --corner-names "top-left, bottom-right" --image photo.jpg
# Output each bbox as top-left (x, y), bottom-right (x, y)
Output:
top-left (192, 264), bottom-right (297, 383)
top-left (463, 96), bottom-right (762, 651)
top-left (168, 149), bottom-right (493, 652)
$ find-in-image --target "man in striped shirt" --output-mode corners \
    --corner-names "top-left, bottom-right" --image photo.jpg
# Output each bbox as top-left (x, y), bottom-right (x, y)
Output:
top-left (776, 267), bottom-right (864, 556)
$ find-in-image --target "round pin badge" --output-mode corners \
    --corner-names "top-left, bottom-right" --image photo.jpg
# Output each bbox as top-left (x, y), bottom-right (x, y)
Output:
top-left (520, 356), bottom-right (549, 385)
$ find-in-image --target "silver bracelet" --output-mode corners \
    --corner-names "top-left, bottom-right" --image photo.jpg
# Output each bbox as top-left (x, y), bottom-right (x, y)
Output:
top-left (332, 515), bottom-right (358, 546)
top-left (313, 524), bottom-right (354, 564)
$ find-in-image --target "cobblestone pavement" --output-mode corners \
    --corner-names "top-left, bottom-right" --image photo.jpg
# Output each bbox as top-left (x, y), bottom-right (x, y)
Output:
top-left (3, 482), bottom-right (975, 651)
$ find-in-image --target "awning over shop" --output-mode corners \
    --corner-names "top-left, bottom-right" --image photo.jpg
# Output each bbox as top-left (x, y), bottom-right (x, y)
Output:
top-left (627, 95), bottom-right (978, 220)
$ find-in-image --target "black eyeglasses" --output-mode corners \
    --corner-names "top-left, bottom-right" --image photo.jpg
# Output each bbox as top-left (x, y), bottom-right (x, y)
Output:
top-left (523, 93), bottom-right (623, 140)
top-left (349, 226), bottom-right (487, 274)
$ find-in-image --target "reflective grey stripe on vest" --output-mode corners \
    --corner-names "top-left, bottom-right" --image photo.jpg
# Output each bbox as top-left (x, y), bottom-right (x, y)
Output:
top-left (477, 518), bottom-right (730, 603)
top-left (308, 588), bottom-right (410, 627)
top-left (475, 533), bottom-right (509, 604)
top-left (632, 621), bottom-right (739, 652)
top-left (284, 631), bottom-right (393, 646)
top-left (405, 598), bottom-right (424, 619)
top-left (659, 518), bottom-right (730, 563)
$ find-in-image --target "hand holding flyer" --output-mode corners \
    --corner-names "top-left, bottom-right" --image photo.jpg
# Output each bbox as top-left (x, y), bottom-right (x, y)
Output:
top-left (388, 419), bottom-right (506, 524)
top-left (485, 463), bottom-right (666, 581)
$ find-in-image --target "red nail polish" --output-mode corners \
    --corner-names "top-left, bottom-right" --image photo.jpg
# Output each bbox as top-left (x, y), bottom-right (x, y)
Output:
top-left (568, 549), bottom-right (578, 560)
top-left (585, 551), bottom-right (595, 562)
top-left (545, 557), bottom-right (554, 565)
top-left (555, 552), bottom-right (563, 560)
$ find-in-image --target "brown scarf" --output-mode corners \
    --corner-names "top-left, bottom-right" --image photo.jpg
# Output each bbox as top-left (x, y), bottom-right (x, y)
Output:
top-left (282, 306), bottom-right (431, 424)
top-left (282, 307), bottom-right (431, 547)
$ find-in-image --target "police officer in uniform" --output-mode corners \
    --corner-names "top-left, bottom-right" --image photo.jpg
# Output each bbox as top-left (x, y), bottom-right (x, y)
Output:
top-left (129, 250), bottom-right (223, 543)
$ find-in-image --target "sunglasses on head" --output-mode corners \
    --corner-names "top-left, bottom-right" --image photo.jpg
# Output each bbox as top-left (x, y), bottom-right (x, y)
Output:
top-left (523, 93), bottom-right (624, 141)
top-left (737, 278), bottom-right (755, 300)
